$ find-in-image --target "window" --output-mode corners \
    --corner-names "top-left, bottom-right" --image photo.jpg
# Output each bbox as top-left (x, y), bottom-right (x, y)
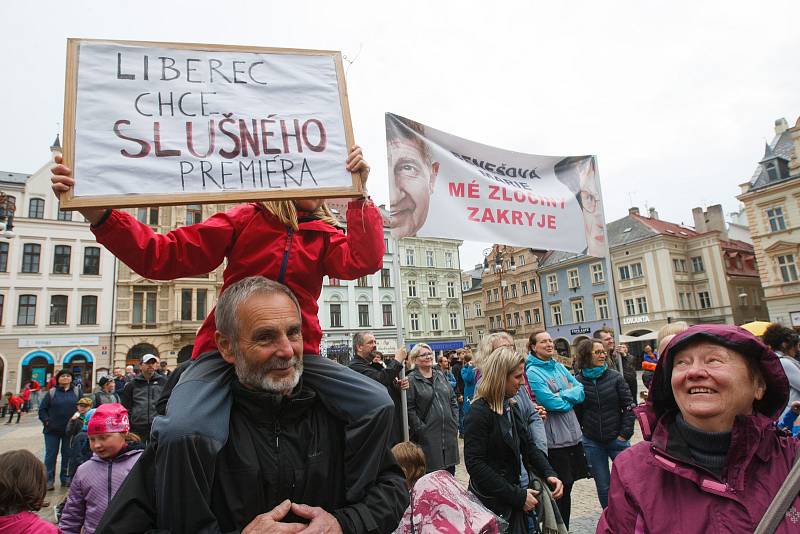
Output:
top-left (533, 308), bottom-right (541, 323)
top-left (778, 255), bottom-right (799, 282)
top-left (445, 281), bottom-right (454, 298)
top-left (431, 313), bottom-right (440, 331)
top-left (530, 279), bottom-right (538, 293)
top-left (196, 289), bottom-right (207, 320)
top-left (49, 295), bottom-right (68, 325)
top-left (568, 269), bottom-right (580, 289)
top-left (618, 265), bottom-right (631, 280)
top-left (595, 296), bottom-right (609, 320)
top-left (0, 242), bottom-right (7, 272)
top-left (51, 245), bottom-right (71, 274)
top-left (522, 281), bottom-right (529, 295)
top-left (624, 298), bottom-right (636, 316)
top-left (591, 263), bottom-right (605, 283)
top-left (380, 268), bottom-right (391, 288)
top-left (133, 290), bottom-right (157, 325)
top-left (384, 237), bottom-right (390, 253)
top-left (328, 277), bottom-right (341, 286)
top-left (383, 304), bottom-right (394, 326)
top-left (463, 304), bottom-right (470, 319)
top-left (524, 310), bottom-right (532, 324)
top-left (495, 315), bottom-right (502, 329)
top-left (185, 204), bottom-right (203, 225)
top-left (518, 254), bottom-right (526, 266)
top-left (330, 304), bottom-right (342, 327)
top-left (691, 256), bottom-right (704, 273)
top-left (449, 312), bottom-right (458, 330)
top-left (83, 247), bottom-right (100, 275)
top-left (136, 207), bottom-right (159, 226)
top-left (489, 316), bottom-right (495, 329)
top-left (426, 250), bottom-right (434, 267)
top-left (408, 279), bottom-right (417, 297)
top-left (766, 207), bottom-right (787, 232)
top-left (492, 288), bottom-right (499, 302)
top-left (513, 312), bottom-right (521, 327)
top-left (357, 276), bottom-right (369, 287)
top-left (28, 198), bottom-right (45, 219)
top-left (550, 303), bottom-right (562, 326)
top-left (467, 331), bottom-right (474, 344)
top-left (503, 286), bottom-right (509, 300)
top-left (510, 284), bottom-right (518, 298)
top-left (474, 302), bottom-right (482, 317)
top-left (636, 296), bottom-right (648, 314)
top-left (630, 263), bottom-right (643, 278)
top-left (506, 313), bottom-right (513, 328)
top-left (358, 304), bottom-right (370, 327)
top-left (672, 258), bottom-right (686, 272)
top-left (57, 205), bottom-right (72, 221)
top-left (547, 274), bottom-right (558, 293)
top-left (17, 294), bottom-right (36, 325)
top-left (0, 294), bottom-right (4, 325)
top-left (406, 248), bottom-right (415, 266)
top-left (679, 292), bottom-right (695, 309)
top-left (410, 313), bottom-right (420, 331)
top-left (21, 243), bottom-right (41, 273)
top-left (428, 280), bottom-right (437, 297)
top-left (486, 290), bottom-right (492, 303)
top-left (445, 252), bottom-right (453, 269)
top-left (181, 289), bottom-right (192, 320)
top-left (737, 287), bottom-right (748, 306)
top-left (571, 300), bottom-right (585, 322)
top-left (698, 291), bottom-right (712, 309)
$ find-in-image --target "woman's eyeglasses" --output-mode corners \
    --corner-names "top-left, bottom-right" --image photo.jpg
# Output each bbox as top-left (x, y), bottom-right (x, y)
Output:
top-left (592, 350), bottom-right (607, 355)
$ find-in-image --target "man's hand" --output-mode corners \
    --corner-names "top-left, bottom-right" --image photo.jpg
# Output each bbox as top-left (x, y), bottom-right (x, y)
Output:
top-left (242, 500), bottom-right (306, 534)
top-left (395, 346), bottom-right (408, 364)
top-left (523, 489), bottom-right (539, 512)
top-left (547, 477), bottom-right (564, 499)
top-left (291, 503), bottom-right (342, 534)
top-left (535, 404), bottom-right (547, 421)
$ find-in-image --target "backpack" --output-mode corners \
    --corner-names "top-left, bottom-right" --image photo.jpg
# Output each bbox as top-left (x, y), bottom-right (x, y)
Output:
top-left (49, 385), bottom-right (81, 400)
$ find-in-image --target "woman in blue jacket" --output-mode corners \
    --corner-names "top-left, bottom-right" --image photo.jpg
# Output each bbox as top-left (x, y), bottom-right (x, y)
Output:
top-left (38, 369), bottom-right (80, 490)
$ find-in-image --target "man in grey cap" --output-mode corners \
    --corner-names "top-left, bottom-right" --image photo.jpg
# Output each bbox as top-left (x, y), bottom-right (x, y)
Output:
top-left (120, 353), bottom-right (166, 443)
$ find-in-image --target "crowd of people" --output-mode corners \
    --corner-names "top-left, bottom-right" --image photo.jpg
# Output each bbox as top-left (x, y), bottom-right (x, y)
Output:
top-left (1, 147), bottom-right (799, 533)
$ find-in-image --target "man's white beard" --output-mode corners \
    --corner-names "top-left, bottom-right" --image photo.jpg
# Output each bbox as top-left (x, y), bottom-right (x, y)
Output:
top-left (234, 350), bottom-right (303, 395)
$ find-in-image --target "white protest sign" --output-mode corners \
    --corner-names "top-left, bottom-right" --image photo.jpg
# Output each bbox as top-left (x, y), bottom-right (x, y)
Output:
top-left (62, 39), bottom-right (359, 208)
top-left (385, 113), bottom-right (607, 256)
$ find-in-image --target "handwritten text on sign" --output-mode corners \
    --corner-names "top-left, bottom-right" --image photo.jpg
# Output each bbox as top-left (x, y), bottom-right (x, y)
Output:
top-left (73, 42), bottom-right (351, 198)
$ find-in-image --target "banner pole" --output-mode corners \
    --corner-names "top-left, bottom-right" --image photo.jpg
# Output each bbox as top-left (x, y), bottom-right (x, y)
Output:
top-left (391, 235), bottom-right (410, 442)
top-left (592, 157), bottom-right (624, 373)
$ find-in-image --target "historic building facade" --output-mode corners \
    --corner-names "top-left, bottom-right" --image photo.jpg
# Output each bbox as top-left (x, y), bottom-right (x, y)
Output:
top-left (738, 116), bottom-right (800, 327)
top-left (0, 138), bottom-right (116, 394)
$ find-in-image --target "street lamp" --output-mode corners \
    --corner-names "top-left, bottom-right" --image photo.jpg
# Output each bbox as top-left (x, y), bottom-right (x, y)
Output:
top-left (483, 245), bottom-right (516, 330)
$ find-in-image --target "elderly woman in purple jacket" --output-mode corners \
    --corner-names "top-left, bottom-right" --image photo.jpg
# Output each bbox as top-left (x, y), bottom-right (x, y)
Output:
top-left (597, 324), bottom-right (799, 534)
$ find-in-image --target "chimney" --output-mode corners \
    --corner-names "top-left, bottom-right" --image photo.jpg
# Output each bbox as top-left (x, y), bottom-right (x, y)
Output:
top-left (628, 207), bottom-right (640, 216)
top-left (775, 117), bottom-right (789, 135)
top-left (648, 207), bottom-right (659, 220)
top-left (706, 204), bottom-right (727, 238)
top-left (692, 207), bottom-right (706, 232)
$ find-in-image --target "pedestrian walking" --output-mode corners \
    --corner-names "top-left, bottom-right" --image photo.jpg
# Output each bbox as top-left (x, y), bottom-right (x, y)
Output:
top-left (21, 382), bottom-right (32, 413)
top-left (0, 450), bottom-right (59, 533)
top-left (573, 338), bottom-right (635, 508)
top-left (464, 346), bottom-right (564, 534)
top-left (60, 404), bottom-right (144, 534)
top-left (4, 392), bottom-right (23, 424)
top-left (29, 379), bottom-right (41, 411)
top-left (38, 369), bottom-right (80, 490)
top-left (407, 343), bottom-right (460, 475)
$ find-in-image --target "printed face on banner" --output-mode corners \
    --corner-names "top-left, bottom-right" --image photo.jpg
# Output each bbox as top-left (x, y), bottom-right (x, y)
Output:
top-left (385, 113), bottom-right (607, 256)
top-left (71, 42), bottom-right (351, 201)
top-left (387, 138), bottom-right (439, 238)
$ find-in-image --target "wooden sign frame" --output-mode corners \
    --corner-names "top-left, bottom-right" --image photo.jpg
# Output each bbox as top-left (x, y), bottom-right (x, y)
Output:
top-left (61, 38), bottom-right (362, 209)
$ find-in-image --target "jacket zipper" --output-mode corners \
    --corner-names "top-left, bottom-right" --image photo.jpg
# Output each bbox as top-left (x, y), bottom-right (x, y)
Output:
top-left (277, 228), bottom-right (294, 284)
top-left (594, 379), bottom-right (604, 439)
top-left (650, 446), bottom-right (736, 494)
top-left (107, 462), bottom-right (113, 505)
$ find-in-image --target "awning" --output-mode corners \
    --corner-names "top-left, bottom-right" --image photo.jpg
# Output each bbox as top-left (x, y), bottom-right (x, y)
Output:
top-left (619, 332), bottom-right (657, 342)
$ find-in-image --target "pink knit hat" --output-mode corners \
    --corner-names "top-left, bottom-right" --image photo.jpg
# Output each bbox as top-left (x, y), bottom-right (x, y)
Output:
top-left (87, 403), bottom-right (130, 435)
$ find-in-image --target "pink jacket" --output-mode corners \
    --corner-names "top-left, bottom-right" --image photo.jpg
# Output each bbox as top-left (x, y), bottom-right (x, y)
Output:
top-left (0, 512), bottom-right (59, 533)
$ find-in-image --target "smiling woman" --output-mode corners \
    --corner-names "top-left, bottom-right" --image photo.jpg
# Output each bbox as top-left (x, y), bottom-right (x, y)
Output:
top-left (598, 324), bottom-right (800, 534)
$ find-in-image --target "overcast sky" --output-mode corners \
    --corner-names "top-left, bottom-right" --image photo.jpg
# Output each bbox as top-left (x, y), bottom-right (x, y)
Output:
top-left (1, 1), bottom-right (798, 268)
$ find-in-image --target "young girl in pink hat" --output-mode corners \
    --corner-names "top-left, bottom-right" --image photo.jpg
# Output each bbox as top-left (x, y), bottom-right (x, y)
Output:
top-left (59, 404), bottom-right (144, 534)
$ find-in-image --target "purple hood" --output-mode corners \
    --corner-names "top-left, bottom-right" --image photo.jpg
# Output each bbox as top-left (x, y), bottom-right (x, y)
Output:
top-left (643, 323), bottom-right (789, 433)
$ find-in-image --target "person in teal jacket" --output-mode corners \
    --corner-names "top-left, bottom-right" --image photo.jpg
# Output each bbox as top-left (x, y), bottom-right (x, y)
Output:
top-left (460, 354), bottom-right (477, 417)
top-left (524, 328), bottom-right (588, 530)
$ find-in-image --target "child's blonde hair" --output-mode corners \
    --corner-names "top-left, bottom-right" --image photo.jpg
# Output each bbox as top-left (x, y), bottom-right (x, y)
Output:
top-left (261, 200), bottom-right (340, 231)
top-left (391, 441), bottom-right (426, 489)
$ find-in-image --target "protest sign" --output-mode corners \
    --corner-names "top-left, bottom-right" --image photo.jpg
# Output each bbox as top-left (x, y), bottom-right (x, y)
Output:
top-left (61, 39), bottom-right (360, 209)
top-left (385, 113), bottom-right (607, 257)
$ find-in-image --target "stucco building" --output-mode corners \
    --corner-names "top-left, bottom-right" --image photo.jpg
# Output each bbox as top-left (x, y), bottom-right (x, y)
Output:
top-left (461, 265), bottom-right (486, 349)
top-left (737, 116), bottom-right (800, 327)
top-left (0, 138), bottom-right (116, 394)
